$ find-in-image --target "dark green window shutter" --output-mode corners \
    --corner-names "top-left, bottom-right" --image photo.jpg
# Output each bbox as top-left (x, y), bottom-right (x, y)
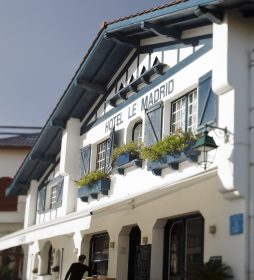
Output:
top-left (80, 145), bottom-right (91, 177)
top-left (198, 71), bottom-right (217, 129)
top-left (144, 102), bottom-right (163, 146)
top-left (55, 179), bottom-right (64, 208)
top-left (105, 127), bottom-right (115, 173)
top-left (38, 187), bottom-right (46, 213)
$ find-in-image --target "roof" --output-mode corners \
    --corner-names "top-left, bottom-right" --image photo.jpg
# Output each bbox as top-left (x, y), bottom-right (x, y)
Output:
top-left (6, 0), bottom-right (236, 196)
top-left (0, 134), bottom-right (39, 149)
top-left (104, 0), bottom-right (187, 25)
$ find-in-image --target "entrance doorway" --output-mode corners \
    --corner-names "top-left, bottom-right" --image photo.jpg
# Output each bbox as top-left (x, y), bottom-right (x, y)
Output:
top-left (163, 214), bottom-right (204, 280)
top-left (128, 226), bottom-right (141, 280)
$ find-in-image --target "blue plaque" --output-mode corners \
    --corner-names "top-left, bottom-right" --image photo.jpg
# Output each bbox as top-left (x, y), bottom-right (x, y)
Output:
top-left (230, 214), bottom-right (243, 235)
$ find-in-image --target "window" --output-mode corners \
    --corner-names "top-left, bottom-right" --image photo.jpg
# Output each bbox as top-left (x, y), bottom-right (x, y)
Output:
top-left (50, 186), bottom-right (57, 209)
top-left (132, 121), bottom-right (143, 145)
top-left (96, 139), bottom-right (110, 171)
top-left (171, 90), bottom-right (197, 133)
top-left (163, 215), bottom-right (204, 280)
top-left (90, 233), bottom-right (109, 276)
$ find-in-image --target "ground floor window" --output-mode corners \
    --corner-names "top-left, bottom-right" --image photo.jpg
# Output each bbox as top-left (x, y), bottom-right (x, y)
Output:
top-left (90, 233), bottom-right (109, 276)
top-left (163, 214), bottom-right (204, 280)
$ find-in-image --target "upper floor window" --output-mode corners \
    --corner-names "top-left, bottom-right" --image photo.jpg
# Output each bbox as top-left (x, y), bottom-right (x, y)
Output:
top-left (171, 89), bottom-right (197, 133)
top-left (96, 139), bottom-right (110, 171)
top-left (132, 121), bottom-right (143, 145)
top-left (50, 186), bottom-right (57, 209)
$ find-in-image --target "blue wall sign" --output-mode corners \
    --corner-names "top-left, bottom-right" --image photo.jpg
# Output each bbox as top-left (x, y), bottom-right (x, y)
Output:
top-left (230, 213), bottom-right (244, 235)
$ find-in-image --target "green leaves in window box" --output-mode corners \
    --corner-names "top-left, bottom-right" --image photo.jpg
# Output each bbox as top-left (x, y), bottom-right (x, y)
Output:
top-left (112, 141), bottom-right (141, 164)
top-left (76, 170), bottom-right (109, 187)
top-left (140, 131), bottom-right (196, 162)
top-left (186, 261), bottom-right (233, 280)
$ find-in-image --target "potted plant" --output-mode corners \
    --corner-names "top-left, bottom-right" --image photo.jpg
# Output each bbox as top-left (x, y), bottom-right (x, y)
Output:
top-left (140, 131), bottom-right (197, 175)
top-left (186, 261), bottom-right (233, 280)
top-left (76, 170), bottom-right (110, 201)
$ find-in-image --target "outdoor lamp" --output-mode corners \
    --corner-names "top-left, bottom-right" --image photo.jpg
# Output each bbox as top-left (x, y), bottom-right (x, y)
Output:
top-left (193, 124), bottom-right (228, 170)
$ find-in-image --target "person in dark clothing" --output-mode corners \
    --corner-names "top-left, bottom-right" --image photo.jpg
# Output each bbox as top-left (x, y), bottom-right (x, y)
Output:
top-left (64, 254), bottom-right (92, 280)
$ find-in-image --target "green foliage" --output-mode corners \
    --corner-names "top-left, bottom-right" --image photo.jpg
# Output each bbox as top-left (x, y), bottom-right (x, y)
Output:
top-left (186, 261), bottom-right (233, 280)
top-left (112, 141), bottom-right (141, 162)
top-left (0, 266), bottom-right (14, 280)
top-left (76, 170), bottom-right (109, 187)
top-left (140, 131), bottom-right (196, 161)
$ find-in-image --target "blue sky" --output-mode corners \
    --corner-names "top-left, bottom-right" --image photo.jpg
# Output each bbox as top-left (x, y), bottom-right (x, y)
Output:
top-left (0, 0), bottom-right (170, 127)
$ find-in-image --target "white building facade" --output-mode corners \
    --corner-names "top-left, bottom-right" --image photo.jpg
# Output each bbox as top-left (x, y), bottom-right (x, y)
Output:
top-left (1, 0), bottom-right (254, 279)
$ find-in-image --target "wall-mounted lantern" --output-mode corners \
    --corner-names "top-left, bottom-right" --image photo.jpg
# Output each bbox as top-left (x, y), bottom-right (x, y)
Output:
top-left (193, 124), bottom-right (228, 170)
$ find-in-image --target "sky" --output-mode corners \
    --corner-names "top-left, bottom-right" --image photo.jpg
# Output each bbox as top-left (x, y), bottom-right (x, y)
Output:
top-left (0, 0), bottom-right (171, 129)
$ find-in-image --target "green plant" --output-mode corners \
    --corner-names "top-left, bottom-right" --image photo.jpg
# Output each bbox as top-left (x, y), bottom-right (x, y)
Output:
top-left (112, 141), bottom-right (141, 162)
top-left (186, 261), bottom-right (233, 280)
top-left (140, 131), bottom-right (196, 161)
top-left (76, 170), bottom-right (109, 187)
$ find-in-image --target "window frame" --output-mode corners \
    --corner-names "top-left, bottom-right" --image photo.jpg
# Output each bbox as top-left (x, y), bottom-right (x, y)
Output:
top-left (96, 139), bottom-right (110, 172)
top-left (170, 89), bottom-right (198, 134)
top-left (132, 121), bottom-right (143, 145)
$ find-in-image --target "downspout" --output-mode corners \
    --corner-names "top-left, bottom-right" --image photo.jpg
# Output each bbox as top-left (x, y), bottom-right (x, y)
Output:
top-left (248, 49), bottom-right (254, 280)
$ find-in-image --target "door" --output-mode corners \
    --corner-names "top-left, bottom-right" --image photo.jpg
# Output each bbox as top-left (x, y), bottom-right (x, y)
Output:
top-left (164, 215), bottom-right (204, 280)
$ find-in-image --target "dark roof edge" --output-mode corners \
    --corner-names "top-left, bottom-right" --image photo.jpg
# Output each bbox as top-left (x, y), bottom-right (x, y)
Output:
top-left (105, 0), bottom-right (221, 32)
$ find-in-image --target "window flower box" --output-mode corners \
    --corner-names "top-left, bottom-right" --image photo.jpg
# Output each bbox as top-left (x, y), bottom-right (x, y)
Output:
top-left (147, 152), bottom-right (186, 176)
top-left (116, 152), bottom-right (139, 166)
top-left (115, 152), bottom-right (142, 175)
top-left (89, 178), bottom-right (111, 199)
top-left (142, 131), bottom-right (199, 175)
top-left (183, 140), bottom-right (200, 162)
top-left (76, 171), bottom-right (110, 202)
top-left (113, 142), bottom-right (142, 175)
top-left (78, 178), bottom-right (111, 201)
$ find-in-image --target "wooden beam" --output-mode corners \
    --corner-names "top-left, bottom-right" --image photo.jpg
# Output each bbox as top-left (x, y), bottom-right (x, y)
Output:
top-left (141, 21), bottom-right (182, 40)
top-left (195, 7), bottom-right (223, 24)
top-left (29, 153), bottom-right (56, 164)
top-left (50, 119), bottom-right (66, 130)
top-left (104, 32), bottom-right (139, 48)
top-left (75, 79), bottom-right (106, 94)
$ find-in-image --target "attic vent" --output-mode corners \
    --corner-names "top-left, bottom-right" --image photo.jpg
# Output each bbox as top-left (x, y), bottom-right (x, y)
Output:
top-left (140, 66), bottom-right (147, 75)
top-left (129, 74), bottom-right (135, 83)
top-left (152, 56), bottom-right (160, 66)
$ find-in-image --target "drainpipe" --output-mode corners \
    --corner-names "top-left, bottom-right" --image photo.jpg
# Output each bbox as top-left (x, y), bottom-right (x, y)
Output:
top-left (248, 49), bottom-right (254, 280)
